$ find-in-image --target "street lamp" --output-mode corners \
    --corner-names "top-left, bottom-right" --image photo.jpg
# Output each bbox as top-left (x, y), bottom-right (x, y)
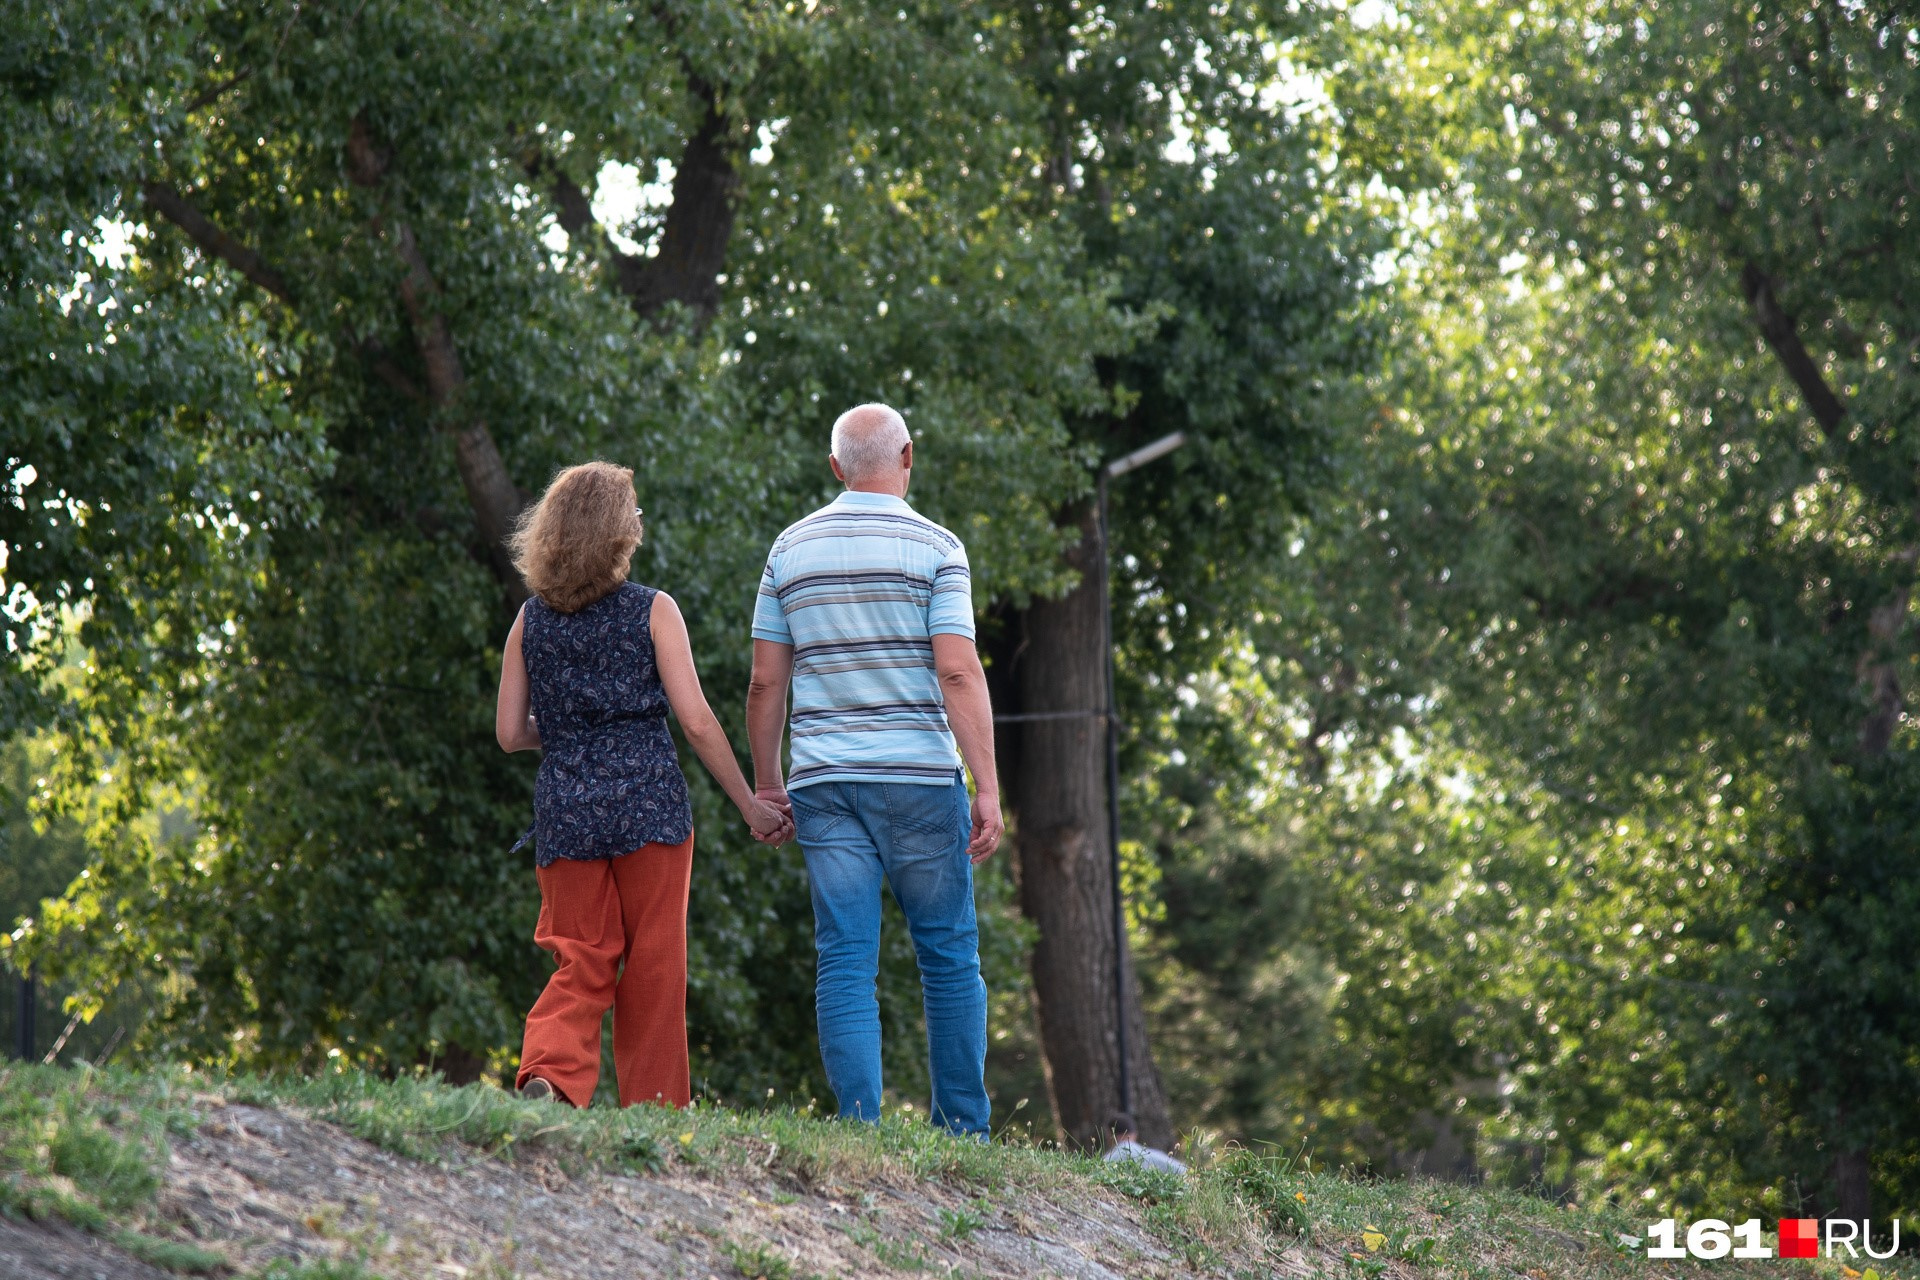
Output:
top-left (1097, 431), bottom-right (1186, 1116)
top-left (13, 967), bottom-right (34, 1062)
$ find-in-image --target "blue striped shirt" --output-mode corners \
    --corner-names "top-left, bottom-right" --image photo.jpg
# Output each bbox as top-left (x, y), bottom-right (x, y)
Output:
top-left (752, 491), bottom-right (975, 790)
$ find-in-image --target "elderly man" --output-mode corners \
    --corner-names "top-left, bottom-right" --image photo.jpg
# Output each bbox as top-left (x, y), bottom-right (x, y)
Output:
top-left (747, 402), bottom-right (1003, 1136)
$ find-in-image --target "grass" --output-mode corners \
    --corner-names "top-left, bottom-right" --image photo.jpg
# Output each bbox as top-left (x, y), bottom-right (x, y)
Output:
top-left (719, 1235), bottom-right (823, 1280)
top-left (935, 1201), bottom-right (987, 1242)
top-left (0, 1062), bottom-right (226, 1274)
top-left (226, 1067), bottom-right (668, 1174)
top-left (3, 1062), bottom-right (1918, 1280)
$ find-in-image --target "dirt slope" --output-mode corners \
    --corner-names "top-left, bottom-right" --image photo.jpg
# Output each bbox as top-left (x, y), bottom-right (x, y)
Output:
top-left (5, 1098), bottom-right (1295, 1279)
top-left (14, 1070), bottom-right (1870, 1280)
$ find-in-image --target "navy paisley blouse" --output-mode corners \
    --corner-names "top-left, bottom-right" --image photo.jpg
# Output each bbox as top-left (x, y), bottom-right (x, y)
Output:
top-left (522, 582), bottom-right (693, 866)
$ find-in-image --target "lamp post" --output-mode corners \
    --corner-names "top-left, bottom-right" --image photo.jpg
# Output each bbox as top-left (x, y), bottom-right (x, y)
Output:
top-left (1097, 431), bottom-right (1186, 1117)
top-left (14, 967), bottom-right (33, 1062)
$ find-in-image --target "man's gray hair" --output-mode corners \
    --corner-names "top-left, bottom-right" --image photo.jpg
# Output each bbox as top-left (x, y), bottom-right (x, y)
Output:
top-left (830, 403), bottom-right (911, 481)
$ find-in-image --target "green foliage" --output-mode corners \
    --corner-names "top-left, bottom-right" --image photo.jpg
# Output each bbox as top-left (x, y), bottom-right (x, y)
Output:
top-left (1367, 0), bottom-right (1920, 1214)
top-left (1006, 0), bottom-right (1390, 664)
top-left (0, 734), bottom-right (93, 935)
top-left (0, 731), bottom-right (153, 1061)
top-left (1111, 0), bottom-right (1920, 1223)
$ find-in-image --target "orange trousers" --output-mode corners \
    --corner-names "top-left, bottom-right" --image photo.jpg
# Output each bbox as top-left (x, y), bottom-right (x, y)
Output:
top-left (515, 833), bottom-right (694, 1108)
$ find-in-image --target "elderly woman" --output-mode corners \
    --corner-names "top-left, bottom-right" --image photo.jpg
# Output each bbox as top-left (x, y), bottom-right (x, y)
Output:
top-left (496, 461), bottom-right (790, 1108)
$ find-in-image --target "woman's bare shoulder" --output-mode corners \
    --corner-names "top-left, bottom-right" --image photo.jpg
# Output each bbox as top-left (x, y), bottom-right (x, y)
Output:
top-left (646, 587), bottom-right (686, 630)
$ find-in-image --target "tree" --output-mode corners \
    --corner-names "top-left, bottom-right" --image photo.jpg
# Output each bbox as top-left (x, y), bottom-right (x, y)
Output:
top-left (0, 731), bottom-right (155, 1064)
top-left (977, 1), bottom-right (1384, 1150)
top-left (1267, 0), bottom-right (1920, 1217)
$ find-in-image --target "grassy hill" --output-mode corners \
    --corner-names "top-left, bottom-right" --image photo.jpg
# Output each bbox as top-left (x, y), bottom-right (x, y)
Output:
top-left (0, 1063), bottom-right (1907, 1279)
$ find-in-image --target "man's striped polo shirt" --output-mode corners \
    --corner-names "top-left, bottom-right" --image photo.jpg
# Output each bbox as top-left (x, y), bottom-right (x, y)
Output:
top-left (752, 490), bottom-right (975, 790)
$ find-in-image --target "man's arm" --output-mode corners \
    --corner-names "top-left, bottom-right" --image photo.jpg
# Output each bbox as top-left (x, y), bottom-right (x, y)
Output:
top-left (932, 632), bottom-right (1003, 863)
top-left (747, 639), bottom-right (795, 810)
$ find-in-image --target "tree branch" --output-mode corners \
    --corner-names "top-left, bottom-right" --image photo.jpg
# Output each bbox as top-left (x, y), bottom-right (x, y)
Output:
top-left (140, 180), bottom-right (295, 304)
top-left (350, 113), bottom-right (529, 606)
top-left (1740, 261), bottom-right (1848, 437)
top-left (391, 222), bottom-right (528, 562)
top-left (142, 118), bottom-right (531, 607)
top-left (141, 179), bottom-right (429, 403)
top-left (183, 67), bottom-right (255, 114)
top-left (1735, 266), bottom-right (1917, 752)
top-left (354, 336), bottom-right (427, 405)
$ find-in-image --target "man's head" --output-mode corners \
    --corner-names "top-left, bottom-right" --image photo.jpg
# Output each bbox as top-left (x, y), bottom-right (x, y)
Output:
top-left (830, 402), bottom-right (912, 495)
top-left (1107, 1112), bottom-right (1138, 1146)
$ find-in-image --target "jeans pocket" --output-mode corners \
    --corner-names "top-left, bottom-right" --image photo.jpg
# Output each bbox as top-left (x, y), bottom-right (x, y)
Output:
top-left (790, 789), bottom-right (847, 843)
top-left (884, 783), bottom-right (967, 860)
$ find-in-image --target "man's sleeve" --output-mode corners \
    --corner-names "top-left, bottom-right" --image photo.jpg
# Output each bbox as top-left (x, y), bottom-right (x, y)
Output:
top-left (928, 540), bottom-right (975, 639)
top-left (751, 552), bottom-right (793, 644)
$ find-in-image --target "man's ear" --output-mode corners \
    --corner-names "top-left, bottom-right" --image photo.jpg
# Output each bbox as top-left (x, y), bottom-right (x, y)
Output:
top-left (829, 454), bottom-right (846, 484)
top-left (901, 440), bottom-right (914, 470)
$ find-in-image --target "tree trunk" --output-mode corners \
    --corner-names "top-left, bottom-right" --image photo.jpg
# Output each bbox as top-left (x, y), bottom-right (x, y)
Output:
top-left (1739, 256), bottom-right (1895, 1218)
top-left (529, 80), bottom-right (738, 334)
top-left (1833, 1146), bottom-right (1872, 1222)
top-left (619, 82), bottom-right (737, 328)
top-left (1003, 505), bottom-right (1173, 1152)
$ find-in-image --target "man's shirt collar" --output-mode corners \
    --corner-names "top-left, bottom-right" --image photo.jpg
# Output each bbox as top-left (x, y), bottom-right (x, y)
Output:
top-left (830, 490), bottom-right (913, 512)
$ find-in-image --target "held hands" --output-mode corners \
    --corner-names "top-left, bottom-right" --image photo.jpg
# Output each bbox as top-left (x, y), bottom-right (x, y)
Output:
top-left (738, 784), bottom-right (994, 856)
top-left (741, 785), bottom-right (794, 846)
top-left (967, 790), bottom-right (1003, 865)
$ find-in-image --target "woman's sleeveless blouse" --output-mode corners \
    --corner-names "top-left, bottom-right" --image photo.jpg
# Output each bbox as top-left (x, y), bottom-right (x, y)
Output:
top-left (522, 582), bottom-right (693, 866)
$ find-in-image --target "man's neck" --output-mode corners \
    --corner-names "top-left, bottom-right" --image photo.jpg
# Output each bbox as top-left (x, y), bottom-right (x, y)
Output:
top-left (843, 482), bottom-right (909, 499)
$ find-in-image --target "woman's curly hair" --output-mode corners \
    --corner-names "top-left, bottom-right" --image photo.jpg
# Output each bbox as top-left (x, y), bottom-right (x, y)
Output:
top-left (509, 461), bottom-right (643, 613)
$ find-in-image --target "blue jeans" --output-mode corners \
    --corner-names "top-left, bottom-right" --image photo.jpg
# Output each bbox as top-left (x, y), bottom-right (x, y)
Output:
top-left (790, 774), bottom-right (989, 1137)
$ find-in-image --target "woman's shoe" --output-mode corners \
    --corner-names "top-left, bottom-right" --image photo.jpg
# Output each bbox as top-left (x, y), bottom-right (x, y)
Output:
top-left (519, 1076), bottom-right (557, 1102)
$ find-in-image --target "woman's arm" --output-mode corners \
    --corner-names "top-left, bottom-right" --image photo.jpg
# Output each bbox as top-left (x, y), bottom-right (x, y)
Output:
top-left (496, 606), bottom-right (542, 752)
top-left (651, 592), bottom-right (792, 843)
